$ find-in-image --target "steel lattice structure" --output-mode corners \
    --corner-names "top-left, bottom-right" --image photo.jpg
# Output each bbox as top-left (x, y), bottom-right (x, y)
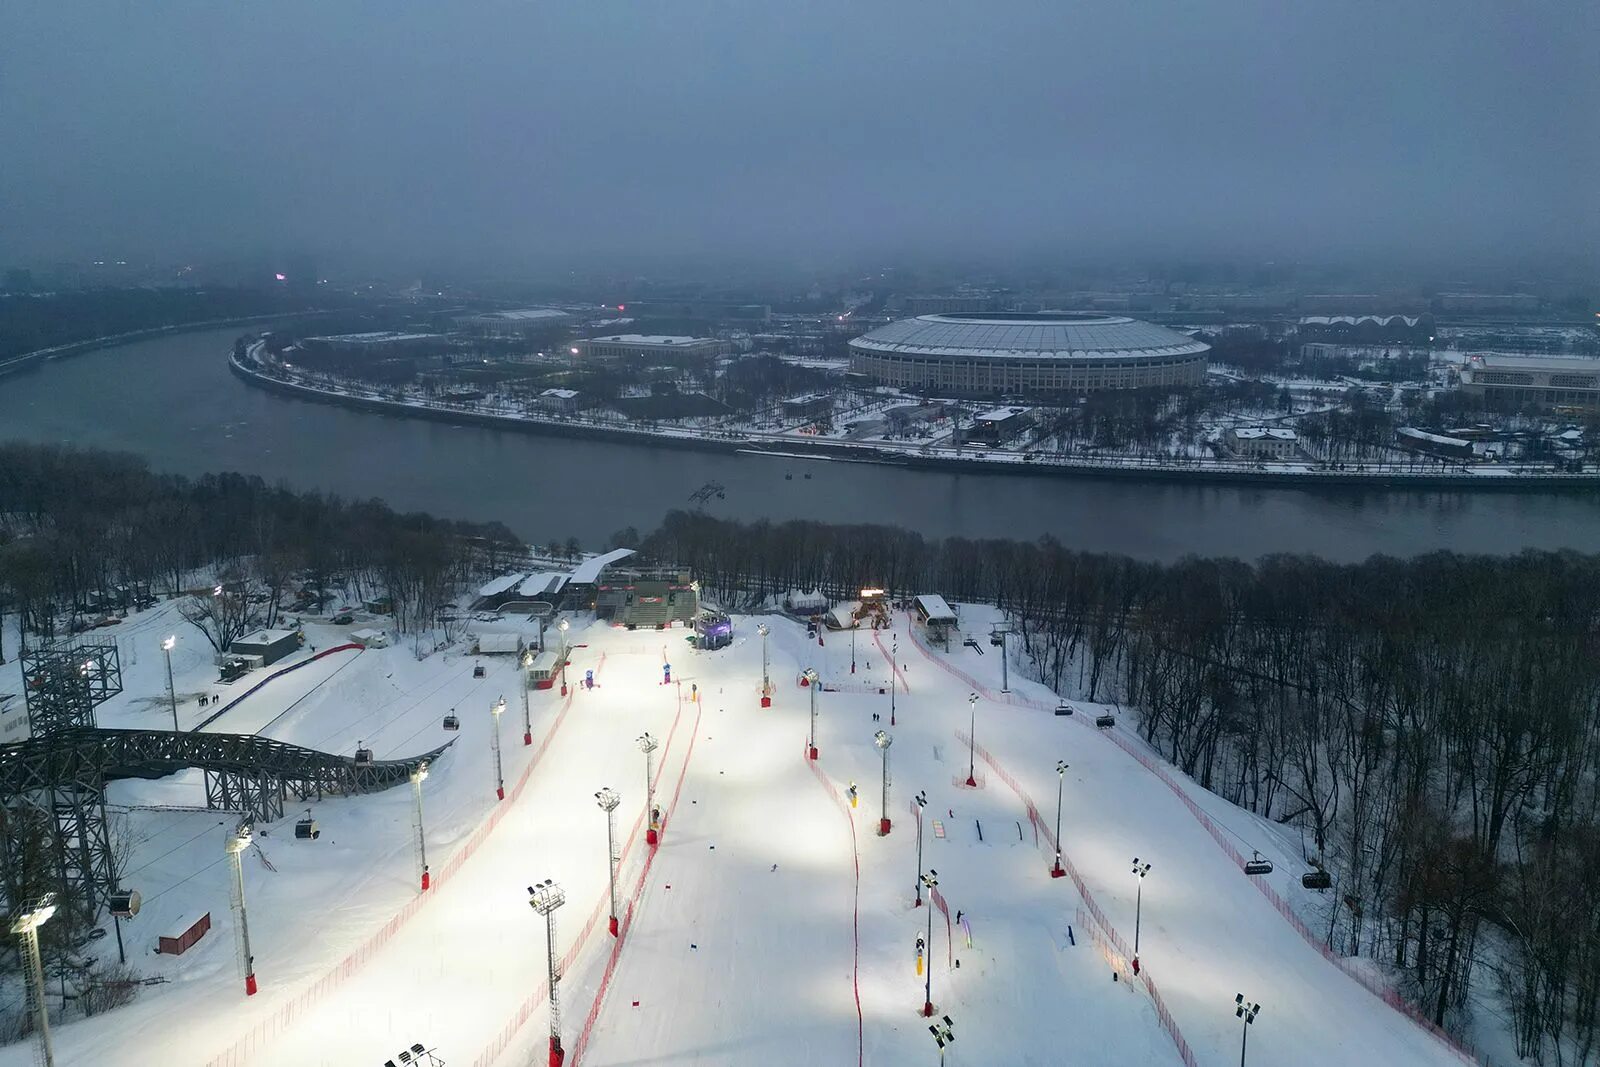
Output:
top-left (0, 728), bottom-right (449, 922)
top-left (19, 641), bottom-right (122, 735)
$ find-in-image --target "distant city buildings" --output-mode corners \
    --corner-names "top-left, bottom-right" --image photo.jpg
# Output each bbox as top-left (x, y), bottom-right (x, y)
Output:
top-left (575, 334), bottom-right (729, 362)
top-left (1226, 426), bottom-right (1301, 461)
top-left (454, 308), bottom-right (574, 336)
top-left (1459, 353), bottom-right (1600, 410)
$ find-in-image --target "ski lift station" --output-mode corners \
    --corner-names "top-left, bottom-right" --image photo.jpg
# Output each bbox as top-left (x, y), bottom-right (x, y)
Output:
top-left (914, 594), bottom-right (959, 645)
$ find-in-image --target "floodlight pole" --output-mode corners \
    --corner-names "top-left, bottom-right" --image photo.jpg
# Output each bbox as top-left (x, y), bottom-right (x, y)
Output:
top-left (758, 624), bottom-right (772, 707)
top-left (965, 693), bottom-right (978, 787)
top-left (521, 651), bottom-right (534, 745)
top-left (1132, 858), bottom-right (1152, 966)
top-left (804, 668), bottom-right (820, 760)
top-left (596, 788), bottom-right (622, 936)
top-left (875, 730), bottom-right (893, 835)
top-left (529, 881), bottom-right (567, 1067)
top-left (225, 826), bottom-right (258, 996)
top-left (11, 895), bottom-right (57, 1067)
top-left (851, 625), bottom-right (857, 674)
top-left (411, 761), bottom-right (431, 891)
top-left (490, 697), bottom-right (507, 800)
top-left (890, 635), bottom-right (897, 725)
top-left (1236, 993), bottom-right (1261, 1067)
top-left (914, 790), bottom-right (928, 906)
top-left (638, 733), bottom-right (660, 846)
top-left (162, 635), bottom-right (179, 732)
top-left (1051, 760), bottom-right (1069, 878)
top-left (921, 869), bottom-right (939, 1016)
top-left (558, 619), bottom-right (570, 696)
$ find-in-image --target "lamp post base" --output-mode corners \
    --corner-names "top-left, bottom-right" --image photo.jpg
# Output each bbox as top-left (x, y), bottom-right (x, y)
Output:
top-left (496, 786), bottom-right (505, 800)
top-left (420, 870), bottom-right (431, 891)
top-left (609, 915), bottom-right (619, 937)
top-left (524, 731), bottom-right (533, 746)
top-left (879, 817), bottom-right (891, 835)
top-left (647, 827), bottom-right (659, 846)
top-left (1050, 863), bottom-right (1067, 878)
top-left (808, 746), bottom-right (818, 761)
top-left (760, 695), bottom-right (771, 708)
top-left (965, 775), bottom-right (977, 788)
top-left (549, 1037), bottom-right (565, 1067)
top-left (922, 1000), bottom-right (934, 1018)
top-left (244, 972), bottom-right (258, 996)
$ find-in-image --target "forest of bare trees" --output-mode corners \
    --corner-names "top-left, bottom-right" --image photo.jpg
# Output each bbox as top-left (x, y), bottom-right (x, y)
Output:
top-left (645, 509), bottom-right (1600, 1063)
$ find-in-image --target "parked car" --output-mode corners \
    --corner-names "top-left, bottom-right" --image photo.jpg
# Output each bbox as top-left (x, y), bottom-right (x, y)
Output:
top-left (331, 613), bottom-right (354, 625)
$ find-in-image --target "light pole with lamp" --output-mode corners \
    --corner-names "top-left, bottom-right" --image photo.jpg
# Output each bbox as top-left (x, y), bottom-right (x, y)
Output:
top-left (11, 893), bottom-right (58, 1067)
top-left (850, 623), bottom-right (857, 674)
top-left (490, 697), bottom-right (506, 800)
top-left (520, 650), bottom-right (534, 745)
top-left (162, 635), bottom-right (179, 732)
top-left (921, 869), bottom-right (939, 1016)
top-left (411, 760), bottom-right (431, 891)
top-left (1132, 857), bottom-right (1152, 972)
top-left (225, 824), bottom-right (258, 995)
top-left (804, 667), bottom-right (820, 760)
top-left (874, 730), bottom-right (893, 835)
top-left (558, 618), bottom-right (570, 696)
top-left (1235, 993), bottom-right (1261, 1067)
top-left (1051, 760), bottom-right (1069, 878)
top-left (965, 693), bottom-right (978, 787)
top-left (928, 1013), bottom-right (956, 1067)
top-left (758, 623), bottom-right (772, 707)
top-left (596, 788), bottom-right (621, 935)
top-left (637, 733), bottom-right (660, 846)
top-left (913, 790), bottom-right (928, 906)
top-left (889, 635), bottom-right (898, 725)
top-left (529, 880), bottom-right (567, 1067)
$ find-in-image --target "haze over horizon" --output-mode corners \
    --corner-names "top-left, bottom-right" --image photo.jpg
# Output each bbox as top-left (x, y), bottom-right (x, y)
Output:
top-left (4, 1), bottom-right (1597, 278)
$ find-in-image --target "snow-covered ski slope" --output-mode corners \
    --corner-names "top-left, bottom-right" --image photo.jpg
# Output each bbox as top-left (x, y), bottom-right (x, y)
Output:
top-left (0, 608), bottom-right (1476, 1066)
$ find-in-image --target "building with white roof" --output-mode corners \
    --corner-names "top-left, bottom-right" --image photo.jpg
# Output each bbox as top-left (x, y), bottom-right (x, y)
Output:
top-left (1459, 354), bottom-right (1600, 411)
top-left (849, 312), bottom-right (1208, 396)
top-left (575, 335), bottom-right (728, 363)
top-left (1226, 427), bottom-right (1300, 460)
top-left (454, 308), bottom-right (574, 336)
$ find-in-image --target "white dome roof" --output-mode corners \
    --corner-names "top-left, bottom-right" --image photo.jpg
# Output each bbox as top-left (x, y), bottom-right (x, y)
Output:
top-left (851, 312), bottom-right (1208, 362)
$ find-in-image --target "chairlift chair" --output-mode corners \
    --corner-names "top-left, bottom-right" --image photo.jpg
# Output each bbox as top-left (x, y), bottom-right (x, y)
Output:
top-left (1244, 851), bottom-right (1274, 876)
top-left (1054, 702), bottom-right (1073, 716)
top-left (1095, 713), bottom-right (1115, 729)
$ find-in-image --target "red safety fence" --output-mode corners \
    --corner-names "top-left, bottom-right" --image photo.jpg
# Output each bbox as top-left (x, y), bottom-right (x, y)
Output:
top-left (800, 747), bottom-right (866, 1067)
top-left (955, 729), bottom-right (1199, 1067)
top-left (869, 629), bottom-right (912, 693)
top-left (927, 885), bottom-right (954, 966)
top-left (1075, 905), bottom-right (1199, 1067)
top-left (910, 615), bottom-right (1485, 1065)
top-left (205, 654), bottom-right (608, 1067)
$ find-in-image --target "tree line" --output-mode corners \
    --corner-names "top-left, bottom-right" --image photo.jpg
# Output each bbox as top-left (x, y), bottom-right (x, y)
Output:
top-left (644, 509), bottom-right (1600, 1062)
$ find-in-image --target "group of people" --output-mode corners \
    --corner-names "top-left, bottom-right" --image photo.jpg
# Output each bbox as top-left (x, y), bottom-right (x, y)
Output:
top-left (196, 693), bottom-right (221, 707)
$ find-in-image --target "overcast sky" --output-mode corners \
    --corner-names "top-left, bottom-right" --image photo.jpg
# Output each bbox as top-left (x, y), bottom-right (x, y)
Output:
top-left (3, 1), bottom-right (1596, 277)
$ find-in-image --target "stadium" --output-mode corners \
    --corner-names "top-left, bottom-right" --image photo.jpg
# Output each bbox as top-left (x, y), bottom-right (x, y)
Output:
top-left (848, 311), bottom-right (1209, 396)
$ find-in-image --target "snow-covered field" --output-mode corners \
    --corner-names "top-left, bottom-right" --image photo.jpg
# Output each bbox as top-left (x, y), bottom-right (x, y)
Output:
top-left (0, 604), bottom-right (1478, 1066)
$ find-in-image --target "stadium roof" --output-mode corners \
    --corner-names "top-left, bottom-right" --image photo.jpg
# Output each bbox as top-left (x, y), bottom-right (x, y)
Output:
top-left (850, 312), bottom-right (1208, 362)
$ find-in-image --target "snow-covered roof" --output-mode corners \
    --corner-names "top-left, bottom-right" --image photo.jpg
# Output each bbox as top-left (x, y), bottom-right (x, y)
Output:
top-left (477, 573), bottom-right (527, 597)
top-left (235, 628), bottom-right (298, 646)
top-left (586, 335), bottom-right (714, 347)
top-left (304, 331), bottom-right (443, 344)
top-left (349, 628), bottom-right (384, 642)
top-left (541, 388), bottom-right (580, 399)
top-left (1467, 353), bottom-right (1600, 373)
top-left (476, 633), bottom-right (522, 654)
top-left (570, 548), bottom-right (636, 585)
top-left (473, 308), bottom-right (570, 322)
top-left (1232, 427), bottom-right (1298, 441)
top-left (915, 594), bottom-right (957, 622)
top-left (517, 572), bottom-right (569, 598)
top-left (1298, 315), bottom-right (1420, 327)
top-left (851, 312), bottom-right (1209, 363)
top-left (974, 406), bottom-right (1031, 423)
top-left (1398, 427), bottom-right (1472, 448)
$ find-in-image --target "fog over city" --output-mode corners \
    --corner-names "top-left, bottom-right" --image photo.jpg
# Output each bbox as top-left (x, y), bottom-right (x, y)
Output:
top-left (4, 1), bottom-right (1596, 276)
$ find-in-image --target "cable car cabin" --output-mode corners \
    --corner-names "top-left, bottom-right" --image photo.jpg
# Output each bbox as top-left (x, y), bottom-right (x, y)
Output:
top-left (1302, 869), bottom-right (1333, 890)
top-left (1095, 714), bottom-right (1115, 729)
top-left (473, 662), bottom-right (486, 678)
top-left (109, 890), bottom-right (142, 918)
top-left (354, 746), bottom-right (374, 768)
top-left (442, 714), bottom-right (460, 731)
top-left (295, 818), bottom-right (320, 840)
top-left (1055, 702), bottom-right (1074, 716)
top-left (1244, 852), bottom-right (1274, 876)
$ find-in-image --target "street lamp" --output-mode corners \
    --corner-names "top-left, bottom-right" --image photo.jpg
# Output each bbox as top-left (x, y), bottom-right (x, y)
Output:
top-left (965, 693), bottom-right (978, 787)
top-left (803, 667), bottom-right (820, 760)
top-left (889, 635), bottom-right (898, 725)
top-left (162, 635), bottom-right (179, 732)
top-left (928, 1013), bottom-right (956, 1066)
top-left (529, 880), bottom-right (567, 1067)
top-left (920, 869), bottom-right (939, 1016)
top-left (1236, 993), bottom-right (1261, 1067)
top-left (521, 650), bottom-right (534, 745)
top-left (850, 623), bottom-right (857, 674)
top-left (411, 761), bottom-right (430, 891)
top-left (596, 788), bottom-right (621, 936)
top-left (757, 624), bottom-right (772, 707)
top-left (11, 893), bottom-right (58, 1067)
top-left (558, 619), bottom-right (570, 695)
top-left (874, 730), bottom-right (893, 836)
top-left (1132, 857), bottom-right (1152, 972)
top-left (1051, 760), bottom-right (1069, 878)
top-left (637, 733), bottom-right (660, 846)
top-left (490, 697), bottom-right (506, 800)
top-left (225, 824), bottom-right (258, 996)
top-left (914, 790), bottom-right (928, 906)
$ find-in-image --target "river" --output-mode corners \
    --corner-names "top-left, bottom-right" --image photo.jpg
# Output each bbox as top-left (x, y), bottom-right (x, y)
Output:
top-left (1, 327), bottom-right (1597, 562)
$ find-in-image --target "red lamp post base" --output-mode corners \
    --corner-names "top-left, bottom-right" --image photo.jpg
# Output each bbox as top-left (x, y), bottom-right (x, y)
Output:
top-left (524, 731), bottom-right (533, 746)
top-left (549, 1037), bottom-right (565, 1067)
top-left (244, 972), bottom-right (258, 996)
top-left (879, 817), bottom-right (892, 835)
top-left (965, 775), bottom-right (977, 787)
top-left (609, 915), bottom-right (619, 937)
top-left (646, 827), bottom-right (659, 847)
top-left (420, 869), bottom-right (431, 891)
top-left (560, 683), bottom-right (568, 696)
top-left (922, 1000), bottom-right (934, 1018)
top-left (1050, 864), bottom-right (1067, 878)
top-left (808, 746), bottom-right (819, 761)
top-left (760, 695), bottom-right (771, 708)
top-left (496, 786), bottom-right (505, 800)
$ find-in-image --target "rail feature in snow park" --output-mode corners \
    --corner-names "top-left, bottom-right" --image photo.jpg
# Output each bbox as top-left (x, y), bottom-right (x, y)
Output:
top-left (799, 741), bottom-right (866, 1067)
top-left (955, 729), bottom-right (1200, 1067)
top-left (471, 670), bottom-right (695, 1067)
top-left (906, 610), bottom-right (1486, 1066)
top-left (203, 655), bottom-right (606, 1067)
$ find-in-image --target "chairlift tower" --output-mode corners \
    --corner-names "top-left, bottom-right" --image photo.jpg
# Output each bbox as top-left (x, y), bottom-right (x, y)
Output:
top-left (529, 880), bottom-right (567, 1067)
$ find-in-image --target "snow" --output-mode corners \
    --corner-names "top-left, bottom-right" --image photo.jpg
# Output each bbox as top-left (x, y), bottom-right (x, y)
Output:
top-left (477, 573), bottom-right (527, 598)
top-left (0, 603), bottom-right (1480, 1066)
top-left (475, 632), bottom-right (522, 654)
top-left (914, 593), bottom-right (957, 622)
top-left (516, 572), bottom-right (568, 599)
top-left (570, 549), bottom-right (635, 585)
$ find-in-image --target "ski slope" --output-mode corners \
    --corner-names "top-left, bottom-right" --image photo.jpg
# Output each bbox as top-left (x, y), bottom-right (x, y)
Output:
top-left (0, 608), bottom-right (1477, 1066)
